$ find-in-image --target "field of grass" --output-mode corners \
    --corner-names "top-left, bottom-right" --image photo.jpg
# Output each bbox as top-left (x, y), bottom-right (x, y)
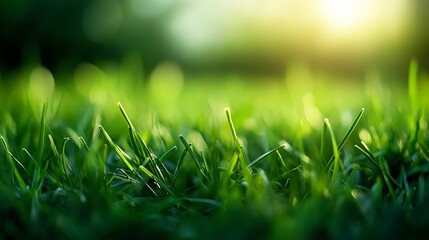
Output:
top-left (1, 61), bottom-right (429, 239)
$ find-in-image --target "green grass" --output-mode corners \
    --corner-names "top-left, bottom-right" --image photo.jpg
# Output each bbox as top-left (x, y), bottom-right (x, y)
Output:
top-left (1, 62), bottom-right (429, 239)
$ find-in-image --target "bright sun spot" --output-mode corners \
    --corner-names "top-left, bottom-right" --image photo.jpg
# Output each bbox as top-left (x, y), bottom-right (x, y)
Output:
top-left (320, 0), bottom-right (372, 32)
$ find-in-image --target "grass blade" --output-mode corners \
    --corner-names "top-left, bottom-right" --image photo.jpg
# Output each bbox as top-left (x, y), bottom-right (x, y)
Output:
top-left (225, 108), bottom-right (252, 184)
top-left (37, 102), bottom-right (47, 164)
top-left (324, 108), bottom-right (364, 172)
top-left (355, 142), bottom-right (401, 196)
top-left (227, 152), bottom-right (239, 177)
top-left (61, 137), bottom-right (71, 175)
top-left (118, 102), bottom-right (151, 161)
top-left (354, 143), bottom-right (381, 173)
top-left (32, 102), bottom-right (47, 190)
top-left (1, 136), bottom-right (27, 189)
top-left (225, 108), bottom-right (239, 147)
top-left (276, 150), bottom-right (287, 169)
top-left (139, 165), bottom-right (175, 196)
top-left (170, 148), bottom-right (187, 187)
top-left (48, 134), bottom-right (59, 158)
top-left (337, 108), bottom-right (365, 153)
top-left (99, 125), bottom-right (135, 172)
top-left (247, 144), bottom-right (287, 169)
top-left (179, 134), bottom-right (209, 181)
top-left (324, 118), bottom-right (344, 184)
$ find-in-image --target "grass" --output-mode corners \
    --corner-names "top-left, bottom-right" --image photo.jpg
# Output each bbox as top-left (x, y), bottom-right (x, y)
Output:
top-left (1, 61), bottom-right (429, 239)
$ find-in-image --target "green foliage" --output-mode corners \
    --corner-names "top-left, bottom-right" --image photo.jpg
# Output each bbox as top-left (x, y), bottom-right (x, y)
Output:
top-left (1, 61), bottom-right (429, 239)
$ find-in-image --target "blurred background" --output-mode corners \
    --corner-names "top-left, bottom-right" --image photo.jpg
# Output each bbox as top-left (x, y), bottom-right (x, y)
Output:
top-left (0, 0), bottom-right (428, 80)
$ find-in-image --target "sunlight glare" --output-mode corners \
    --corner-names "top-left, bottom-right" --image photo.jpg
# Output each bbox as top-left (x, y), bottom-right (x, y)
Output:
top-left (320, 0), bottom-right (371, 31)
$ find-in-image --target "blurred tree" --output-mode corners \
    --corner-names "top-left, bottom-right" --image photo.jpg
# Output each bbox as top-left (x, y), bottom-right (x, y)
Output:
top-left (0, 0), bottom-right (173, 76)
top-left (0, 0), bottom-right (427, 78)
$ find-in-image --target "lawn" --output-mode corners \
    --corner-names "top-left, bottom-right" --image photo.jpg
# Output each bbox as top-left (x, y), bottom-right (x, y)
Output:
top-left (1, 60), bottom-right (429, 239)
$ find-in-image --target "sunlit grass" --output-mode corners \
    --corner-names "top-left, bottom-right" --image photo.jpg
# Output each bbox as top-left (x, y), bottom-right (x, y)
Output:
top-left (0, 62), bottom-right (428, 239)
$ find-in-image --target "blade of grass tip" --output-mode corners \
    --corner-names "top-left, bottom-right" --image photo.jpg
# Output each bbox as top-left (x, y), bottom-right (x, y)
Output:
top-left (1, 136), bottom-right (27, 189)
top-left (48, 134), bottom-right (59, 158)
top-left (225, 108), bottom-right (252, 183)
top-left (61, 137), bottom-right (71, 175)
top-left (37, 102), bottom-right (47, 164)
top-left (359, 141), bottom-right (400, 188)
top-left (118, 102), bottom-right (148, 163)
top-left (354, 142), bottom-right (382, 173)
top-left (225, 108), bottom-right (239, 146)
top-left (118, 102), bottom-right (151, 157)
top-left (227, 152), bottom-right (239, 177)
top-left (118, 101), bottom-right (134, 129)
top-left (170, 148), bottom-right (187, 188)
top-left (79, 136), bottom-right (90, 151)
top-left (157, 146), bottom-right (177, 178)
top-left (33, 103), bottom-right (47, 190)
top-left (279, 140), bottom-right (311, 164)
top-left (10, 152), bottom-right (28, 176)
top-left (324, 118), bottom-right (344, 184)
top-left (248, 144), bottom-right (287, 169)
top-left (99, 125), bottom-right (135, 172)
top-left (276, 150), bottom-right (287, 169)
top-left (179, 134), bottom-right (209, 181)
top-left (22, 148), bottom-right (38, 168)
top-left (325, 108), bottom-right (364, 171)
top-left (159, 146), bottom-right (178, 163)
top-left (337, 108), bottom-right (365, 153)
top-left (355, 142), bottom-right (401, 190)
